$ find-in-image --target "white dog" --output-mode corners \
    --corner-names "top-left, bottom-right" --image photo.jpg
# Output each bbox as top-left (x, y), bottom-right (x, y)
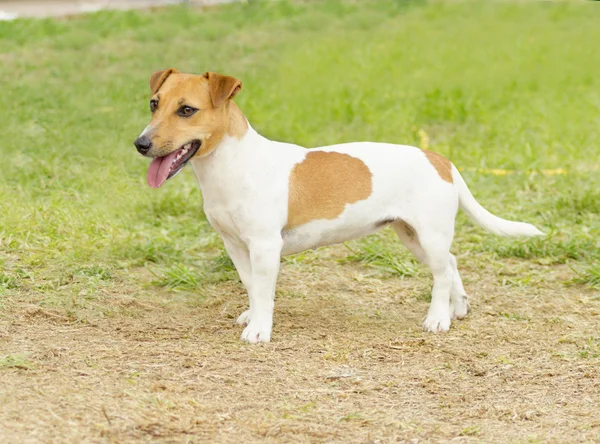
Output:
top-left (134, 69), bottom-right (543, 343)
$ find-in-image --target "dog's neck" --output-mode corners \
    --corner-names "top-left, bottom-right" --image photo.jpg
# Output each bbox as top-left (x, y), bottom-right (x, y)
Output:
top-left (227, 101), bottom-right (249, 140)
top-left (214, 101), bottom-right (268, 155)
top-left (190, 106), bottom-right (264, 191)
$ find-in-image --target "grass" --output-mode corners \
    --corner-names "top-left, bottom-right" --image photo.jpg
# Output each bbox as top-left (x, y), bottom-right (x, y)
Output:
top-left (0, 1), bottom-right (599, 293)
top-left (1, 0), bottom-right (600, 442)
top-left (574, 261), bottom-right (600, 290)
top-left (0, 0), bottom-right (597, 305)
top-left (0, 354), bottom-right (35, 371)
top-left (343, 236), bottom-right (421, 278)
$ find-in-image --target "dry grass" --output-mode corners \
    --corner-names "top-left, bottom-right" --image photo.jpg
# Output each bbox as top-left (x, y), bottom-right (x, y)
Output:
top-left (2, 244), bottom-right (600, 442)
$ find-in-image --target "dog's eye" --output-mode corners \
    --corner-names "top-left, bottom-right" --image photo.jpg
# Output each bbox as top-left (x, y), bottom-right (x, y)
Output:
top-left (178, 106), bottom-right (198, 117)
top-left (150, 100), bottom-right (158, 112)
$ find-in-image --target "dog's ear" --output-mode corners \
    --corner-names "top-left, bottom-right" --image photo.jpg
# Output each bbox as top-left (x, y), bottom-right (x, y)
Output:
top-left (204, 72), bottom-right (242, 108)
top-left (149, 68), bottom-right (180, 95)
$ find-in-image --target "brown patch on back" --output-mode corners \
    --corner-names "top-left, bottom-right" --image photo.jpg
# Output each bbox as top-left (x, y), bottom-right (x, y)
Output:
top-left (286, 152), bottom-right (373, 229)
top-left (424, 150), bottom-right (453, 183)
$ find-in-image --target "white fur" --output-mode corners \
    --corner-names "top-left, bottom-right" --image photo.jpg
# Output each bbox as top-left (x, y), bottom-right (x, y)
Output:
top-left (452, 166), bottom-right (544, 237)
top-left (140, 124), bottom-right (154, 137)
top-left (187, 124), bottom-right (543, 343)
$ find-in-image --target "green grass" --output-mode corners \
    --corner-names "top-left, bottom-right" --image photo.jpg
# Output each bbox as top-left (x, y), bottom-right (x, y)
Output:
top-left (0, 354), bottom-right (35, 371)
top-left (343, 237), bottom-right (421, 278)
top-left (153, 253), bottom-right (236, 292)
top-left (0, 0), bottom-right (599, 314)
top-left (574, 261), bottom-right (600, 291)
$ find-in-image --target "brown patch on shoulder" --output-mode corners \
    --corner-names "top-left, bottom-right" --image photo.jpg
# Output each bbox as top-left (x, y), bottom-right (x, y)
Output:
top-left (423, 150), bottom-right (453, 183)
top-left (286, 152), bottom-right (373, 229)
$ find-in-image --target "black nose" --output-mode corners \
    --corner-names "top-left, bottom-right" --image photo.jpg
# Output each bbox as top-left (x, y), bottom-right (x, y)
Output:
top-left (134, 136), bottom-right (152, 154)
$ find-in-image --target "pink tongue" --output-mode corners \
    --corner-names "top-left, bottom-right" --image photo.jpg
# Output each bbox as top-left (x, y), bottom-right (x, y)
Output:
top-left (147, 151), bottom-right (178, 188)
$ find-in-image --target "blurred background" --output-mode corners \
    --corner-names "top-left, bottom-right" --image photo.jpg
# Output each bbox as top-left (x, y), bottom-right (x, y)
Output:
top-left (1, 0), bottom-right (598, 275)
top-left (0, 0), bottom-right (235, 20)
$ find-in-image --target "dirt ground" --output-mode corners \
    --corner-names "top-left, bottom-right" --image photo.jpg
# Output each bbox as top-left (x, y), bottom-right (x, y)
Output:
top-left (1, 245), bottom-right (599, 443)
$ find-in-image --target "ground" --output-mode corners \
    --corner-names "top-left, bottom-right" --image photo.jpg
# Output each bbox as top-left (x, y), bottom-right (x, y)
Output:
top-left (3, 253), bottom-right (600, 442)
top-left (1, 1), bottom-right (600, 442)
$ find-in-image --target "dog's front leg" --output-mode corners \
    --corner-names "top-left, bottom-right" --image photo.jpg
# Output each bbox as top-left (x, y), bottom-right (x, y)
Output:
top-left (240, 236), bottom-right (283, 343)
top-left (221, 236), bottom-right (254, 325)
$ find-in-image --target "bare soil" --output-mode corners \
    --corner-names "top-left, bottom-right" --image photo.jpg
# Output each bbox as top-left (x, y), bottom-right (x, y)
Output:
top-left (1, 245), bottom-right (600, 443)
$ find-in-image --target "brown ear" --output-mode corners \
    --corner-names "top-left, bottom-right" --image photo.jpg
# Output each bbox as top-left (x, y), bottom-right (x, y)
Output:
top-left (204, 72), bottom-right (242, 108)
top-left (149, 68), bottom-right (180, 95)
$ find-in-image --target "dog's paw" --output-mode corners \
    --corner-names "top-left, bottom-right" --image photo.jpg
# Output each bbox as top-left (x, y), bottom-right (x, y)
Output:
top-left (236, 309), bottom-right (252, 325)
top-left (241, 318), bottom-right (272, 344)
top-left (450, 295), bottom-right (471, 320)
top-left (423, 314), bottom-right (451, 333)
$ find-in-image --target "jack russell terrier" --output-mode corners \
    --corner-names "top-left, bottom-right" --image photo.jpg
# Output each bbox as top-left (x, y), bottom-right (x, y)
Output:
top-left (134, 69), bottom-right (543, 343)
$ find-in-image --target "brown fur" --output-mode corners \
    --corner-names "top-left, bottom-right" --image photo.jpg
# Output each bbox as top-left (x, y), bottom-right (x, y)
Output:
top-left (424, 150), bottom-right (453, 183)
top-left (149, 68), bottom-right (180, 95)
top-left (286, 152), bottom-right (373, 229)
top-left (204, 72), bottom-right (242, 108)
top-left (145, 70), bottom-right (246, 158)
top-left (227, 101), bottom-right (249, 139)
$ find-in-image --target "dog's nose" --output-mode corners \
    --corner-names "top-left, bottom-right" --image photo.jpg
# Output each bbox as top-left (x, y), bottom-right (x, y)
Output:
top-left (134, 136), bottom-right (152, 154)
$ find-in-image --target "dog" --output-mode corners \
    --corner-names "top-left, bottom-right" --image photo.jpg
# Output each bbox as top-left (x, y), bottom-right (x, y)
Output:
top-left (134, 69), bottom-right (543, 343)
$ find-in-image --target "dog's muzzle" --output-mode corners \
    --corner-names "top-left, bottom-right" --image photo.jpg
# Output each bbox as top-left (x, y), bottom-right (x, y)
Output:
top-left (134, 135), bottom-right (152, 155)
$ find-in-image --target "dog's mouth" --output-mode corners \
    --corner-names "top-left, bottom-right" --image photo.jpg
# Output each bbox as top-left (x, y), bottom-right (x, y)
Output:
top-left (146, 140), bottom-right (201, 188)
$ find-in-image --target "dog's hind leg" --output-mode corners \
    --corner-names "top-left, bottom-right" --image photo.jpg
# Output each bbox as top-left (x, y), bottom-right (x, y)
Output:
top-left (392, 221), bottom-right (426, 262)
top-left (394, 224), bottom-right (468, 317)
top-left (448, 253), bottom-right (470, 320)
top-left (392, 220), bottom-right (456, 332)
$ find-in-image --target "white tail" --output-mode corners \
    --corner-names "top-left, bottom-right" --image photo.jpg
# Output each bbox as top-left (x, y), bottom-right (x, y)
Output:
top-left (452, 165), bottom-right (544, 237)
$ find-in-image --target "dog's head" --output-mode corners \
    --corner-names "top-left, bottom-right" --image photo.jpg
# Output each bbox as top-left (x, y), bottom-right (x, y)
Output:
top-left (134, 69), bottom-right (244, 188)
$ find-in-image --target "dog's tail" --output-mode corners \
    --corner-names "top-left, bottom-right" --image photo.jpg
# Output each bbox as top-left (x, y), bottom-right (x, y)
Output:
top-left (452, 165), bottom-right (544, 237)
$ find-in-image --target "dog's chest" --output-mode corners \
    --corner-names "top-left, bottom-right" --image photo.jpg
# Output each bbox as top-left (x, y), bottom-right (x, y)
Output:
top-left (200, 183), bottom-right (248, 238)
top-left (191, 138), bottom-right (304, 241)
top-left (203, 203), bottom-right (241, 238)
top-left (195, 169), bottom-right (281, 240)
